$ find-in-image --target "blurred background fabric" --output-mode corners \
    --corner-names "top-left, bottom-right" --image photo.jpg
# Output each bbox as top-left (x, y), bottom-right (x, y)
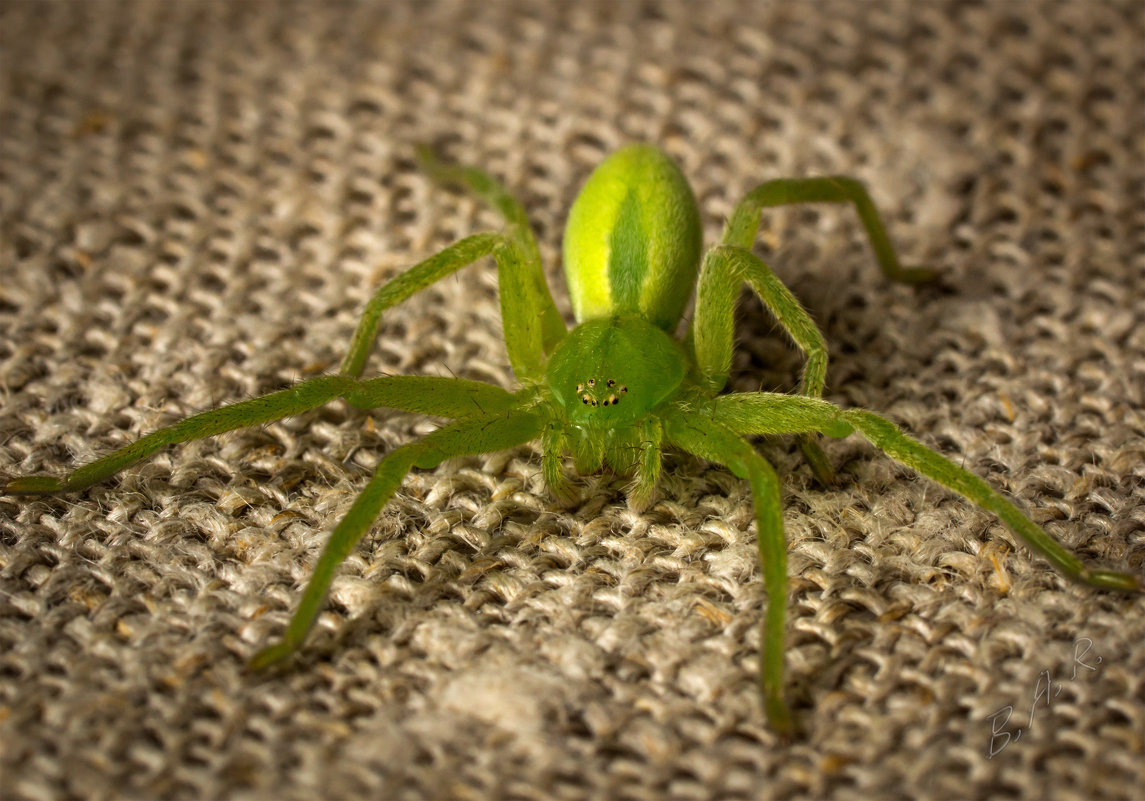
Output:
top-left (1, 1), bottom-right (1143, 799)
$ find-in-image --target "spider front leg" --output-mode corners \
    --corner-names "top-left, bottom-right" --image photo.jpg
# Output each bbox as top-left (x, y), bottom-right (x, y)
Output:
top-left (2, 375), bottom-right (517, 495)
top-left (841, 409), bottom-right (1141, 593)
top-left (720, 176), bottom-right (936, 284)
top-left (710, 393), bottom-right (1141, 593)
top-left (694, 176), bottom-right (934, 483)
top-left (698, 391), bottom-right (1138, 734)
top-left (250, 406), bottom-right (544, 669)
top-left (4, 343), bottom-right (543, 670)
top-left (341, 233), bottom-right (554, 381)
top-left (692, 244), bottom-right (838, 483)
top-left (663, 406), bottom-right (796, 737)
top-left (341, 149), bottom-right (566, 380)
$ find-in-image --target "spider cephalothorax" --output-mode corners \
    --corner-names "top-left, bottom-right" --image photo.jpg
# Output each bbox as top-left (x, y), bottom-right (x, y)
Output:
top-left (6, 143), bottom-right (1138, 737)
top-left (546, 314), bottom-right (685, 423)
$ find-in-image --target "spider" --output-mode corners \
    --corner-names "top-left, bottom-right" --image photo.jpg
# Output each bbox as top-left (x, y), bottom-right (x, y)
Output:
top-left (4, 144), bottom-right (1138, 736)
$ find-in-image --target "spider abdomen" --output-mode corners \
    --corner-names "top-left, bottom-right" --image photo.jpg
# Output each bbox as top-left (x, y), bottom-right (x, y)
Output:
top-left (562, 145), bottom-right (703, 331)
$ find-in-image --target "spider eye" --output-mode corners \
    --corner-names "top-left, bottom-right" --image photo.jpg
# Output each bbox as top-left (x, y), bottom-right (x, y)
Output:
top-left (587, 378), bottom-right (596, 387)
top-left (606, 379), bottom-right (615, 387)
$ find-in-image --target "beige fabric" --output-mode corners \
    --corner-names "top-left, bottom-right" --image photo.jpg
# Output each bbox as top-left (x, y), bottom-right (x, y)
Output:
top-left (2, 1), bottom-right (1143, 799)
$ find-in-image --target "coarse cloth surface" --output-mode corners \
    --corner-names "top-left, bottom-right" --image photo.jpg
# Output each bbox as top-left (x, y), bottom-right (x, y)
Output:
top-left (1, 1), bottom-right (1143, 800)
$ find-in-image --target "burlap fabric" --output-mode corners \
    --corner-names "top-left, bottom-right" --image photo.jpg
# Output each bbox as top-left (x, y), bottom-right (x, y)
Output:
top-left (2, 1), bottom-right (1142, 799)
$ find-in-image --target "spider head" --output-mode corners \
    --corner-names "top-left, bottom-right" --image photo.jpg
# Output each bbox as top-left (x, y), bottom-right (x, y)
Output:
top-left (545, 314), bottom-right (686, 427)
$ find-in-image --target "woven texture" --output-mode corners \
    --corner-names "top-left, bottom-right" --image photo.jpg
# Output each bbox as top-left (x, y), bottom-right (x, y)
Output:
top-left (2, 1), bottom-right (1143, 799)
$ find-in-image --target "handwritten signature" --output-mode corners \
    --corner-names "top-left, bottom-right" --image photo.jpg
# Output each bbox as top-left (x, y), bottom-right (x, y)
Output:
top-left (985, 637), bottom-right (1102, 759)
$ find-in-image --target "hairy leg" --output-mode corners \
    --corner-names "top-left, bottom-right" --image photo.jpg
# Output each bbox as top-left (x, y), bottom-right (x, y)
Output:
top-left (627, 417), bottom-right (663, 513)
top-left (720, 176), bottom-right (935, 284)
top-left (340, 232), bottom-right (557, 381)
top-left (702, 174), bottom-right (932, 482)
top-left (663, 406), bottom-right (795, 737)
top-left (693, 246), bottom-right (827, 396)
top-left (416, 145), bottom-right (566, 355)
top-left (691, 244), bottom-right (838, 483)
top-left (3, 375), bottom-right (517, 496)
top-left (345, 375), bottom-right (518, 417)
top-left (710, 392), bottom-right (1139, 592)
top-left (842, 409), bottom-right (1140, 592)
top-left (697, 391), bottom-right (1137, 732)
top-left (250, 406), bottom-right (545, 668)
top-left (569, 425), bottom-right (605, 476)
top-left (712, 392), bottom-right (854, 439)
top-left (541, 419), bottom-right (575, 501)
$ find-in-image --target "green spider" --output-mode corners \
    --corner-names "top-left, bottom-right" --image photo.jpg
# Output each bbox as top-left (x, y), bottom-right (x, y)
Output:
top-left (5, 144), bottom-right (1139, 736)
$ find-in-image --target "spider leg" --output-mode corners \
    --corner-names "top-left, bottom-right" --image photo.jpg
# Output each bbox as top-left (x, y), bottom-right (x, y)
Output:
top-left (843, 409), bottom-right (1140, 593)
top-left (2, 375), bottom-right (518, 496)
top-left (249, 405), bottom-right (544, 669)
top-left (710, 393), bottom-right (1140, 592)
top-left (696, 175), bottom-right (933, 483)
top-left (663, 406), bottom-right (796, 737)
top-left (720, 176), bottom-right (935, 284)
top-left (340, 231), bottom-right (559, 381)
top-left (691, 244), bottom-right (838, 484)
top-left (712, 392), bottom-right (854, 439)
top-left (417, 145), bottom-right (566, 354)
top-left (540, 419), bottom-right (576, 501)
top-left (680, 390), bottom-right (1137, 732)
top-left (344, 375), bottom-right (518, 418)
top-left (693, 245), bottom-right (829, 397)
top-left (570, 426), bottom-right (606, 476)
top-left (627, 417), bottom-right (663, 513)
top-left (342, 145), bottom-right (577, 381)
